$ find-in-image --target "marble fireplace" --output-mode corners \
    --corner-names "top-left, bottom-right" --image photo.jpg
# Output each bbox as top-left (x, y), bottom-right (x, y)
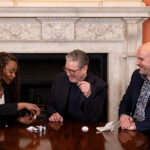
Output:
top-left (0, 4), bottom-right (150, 123)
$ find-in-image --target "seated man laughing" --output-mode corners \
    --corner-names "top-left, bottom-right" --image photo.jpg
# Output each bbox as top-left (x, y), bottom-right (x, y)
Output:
top-left (46, 49), bottom-right (107, 123)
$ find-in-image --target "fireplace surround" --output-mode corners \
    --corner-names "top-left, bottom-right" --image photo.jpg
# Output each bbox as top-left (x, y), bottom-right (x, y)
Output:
top-left (0, 6), bottom-right (150, 123)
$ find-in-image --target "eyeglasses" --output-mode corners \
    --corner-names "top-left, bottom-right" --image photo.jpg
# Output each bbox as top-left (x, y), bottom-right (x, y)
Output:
top-left (63, 66), bottom-right (81, 74)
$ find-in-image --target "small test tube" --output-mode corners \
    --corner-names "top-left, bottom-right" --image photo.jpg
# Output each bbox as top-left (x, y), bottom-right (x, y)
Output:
top-left (39, 126), bottom-right (43, 131)
top-left (33, 115), bottom-right (37, 119)
top-left (43, 125), bottom-right (46, 131)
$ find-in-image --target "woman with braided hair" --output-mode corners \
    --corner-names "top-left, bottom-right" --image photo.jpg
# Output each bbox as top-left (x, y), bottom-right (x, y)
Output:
top-left (0, 52), bottom-right (40, 127)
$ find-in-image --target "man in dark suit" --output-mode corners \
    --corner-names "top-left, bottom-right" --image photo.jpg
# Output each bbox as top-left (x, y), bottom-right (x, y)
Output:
top-left (119, 42), bottom-right (150, 133)
top-left (46, 49), bottom-right (107, 122)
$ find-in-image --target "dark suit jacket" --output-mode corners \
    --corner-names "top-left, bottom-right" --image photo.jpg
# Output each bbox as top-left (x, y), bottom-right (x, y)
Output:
top-left (46, 72), bottom-right (107, 122)
top-left (119, 69), bottom-right (150, 133)
top-left (0, 84), bottom-right (18, 127)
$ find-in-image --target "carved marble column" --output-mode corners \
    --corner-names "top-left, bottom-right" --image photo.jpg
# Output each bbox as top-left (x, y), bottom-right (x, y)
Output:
top-left (122, 18), bottom-right (147, 86)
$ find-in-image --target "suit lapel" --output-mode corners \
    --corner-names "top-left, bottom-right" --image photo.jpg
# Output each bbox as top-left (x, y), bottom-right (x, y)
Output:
top-left (57, 74), bottom-right (70, 113)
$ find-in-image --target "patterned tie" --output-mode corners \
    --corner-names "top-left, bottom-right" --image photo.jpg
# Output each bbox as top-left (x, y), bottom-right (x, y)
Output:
top-left (133, 80), bottom-right (150, 121)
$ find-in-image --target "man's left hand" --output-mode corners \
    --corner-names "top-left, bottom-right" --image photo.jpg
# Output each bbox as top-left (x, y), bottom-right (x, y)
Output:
top-left (127, 122), bottom-right (136, 130)
top-left (77, 81), bottom-right (91, 98)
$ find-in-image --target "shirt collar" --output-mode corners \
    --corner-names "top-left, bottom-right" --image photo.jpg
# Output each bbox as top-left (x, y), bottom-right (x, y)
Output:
top-left (141, 74), bottom-right (150, 83)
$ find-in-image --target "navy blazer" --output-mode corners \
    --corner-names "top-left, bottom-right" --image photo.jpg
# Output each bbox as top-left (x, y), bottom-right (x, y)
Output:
top-left (46, 72), bottom-right (107, 122)
top-left (119, 69), bottom-right (150, 133)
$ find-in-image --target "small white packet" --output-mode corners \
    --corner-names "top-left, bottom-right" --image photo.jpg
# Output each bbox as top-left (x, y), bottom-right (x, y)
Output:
top-left (26, 126), bottom-right (37, 132)
top-left (96, 121), bottom-right (114, 132)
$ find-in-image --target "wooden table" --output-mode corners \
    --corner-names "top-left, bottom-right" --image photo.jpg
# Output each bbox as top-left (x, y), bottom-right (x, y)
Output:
top-left (0, 121), bottom-right (149, 150)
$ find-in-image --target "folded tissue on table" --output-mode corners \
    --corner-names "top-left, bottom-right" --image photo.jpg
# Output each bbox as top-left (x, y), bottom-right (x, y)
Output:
top-left (96, 121), bottom-right (114, 132)
top-left (26, 126), bottom-right (37, 132)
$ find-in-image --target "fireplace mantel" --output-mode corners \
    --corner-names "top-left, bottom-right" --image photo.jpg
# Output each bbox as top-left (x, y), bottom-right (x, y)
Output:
top-left (0, 7), bottom-right (149, 17)
top-left (0, 6), bottom-right (149, 124)
top-left (0, 0), bottom-right (145, 7)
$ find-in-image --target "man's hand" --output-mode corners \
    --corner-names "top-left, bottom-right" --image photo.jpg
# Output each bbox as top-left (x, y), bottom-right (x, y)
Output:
top-left (77, 81), bottom-right (91, 98)
top-left (48, 112), bottom-right (63, 122)
top-left (49, 122), bottom-right (63, 130)
top-left (127, 122), bottom-right (136, 130)
top-left (119, 114), bottom-right (133, 129)
top-left (18, 103), bottom-right (40, 116)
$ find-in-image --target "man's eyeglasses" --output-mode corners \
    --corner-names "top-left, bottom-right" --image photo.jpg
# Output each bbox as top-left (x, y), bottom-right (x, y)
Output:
top-left (63, 66), bottom-right (81, 74)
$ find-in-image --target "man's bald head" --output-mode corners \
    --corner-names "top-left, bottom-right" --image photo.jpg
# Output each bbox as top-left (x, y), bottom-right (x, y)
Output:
top-left (136, 42), bottom-right (150, 79)
top-left (138, 42), bottom-right (150, 55)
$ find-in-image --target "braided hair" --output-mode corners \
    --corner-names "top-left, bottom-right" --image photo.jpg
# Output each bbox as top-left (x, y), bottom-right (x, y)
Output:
top-left (0, 52), bottom-right (20, 102)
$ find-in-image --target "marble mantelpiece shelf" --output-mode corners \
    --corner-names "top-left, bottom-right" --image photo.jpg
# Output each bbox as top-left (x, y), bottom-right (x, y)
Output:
top-left (0, 7), bottom-right (149, 17)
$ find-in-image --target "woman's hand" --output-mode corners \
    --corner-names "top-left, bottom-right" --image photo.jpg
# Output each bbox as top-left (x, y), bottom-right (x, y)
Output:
top-left (17, 113), bottom-right (36, 125)
top-left (18, 103), bottom-right (40, 116)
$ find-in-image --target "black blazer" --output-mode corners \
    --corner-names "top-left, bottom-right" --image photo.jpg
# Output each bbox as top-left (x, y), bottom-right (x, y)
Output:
top-left (46, 72), bottom-right (107, 122)
top-left (0, 84), bottom-right (18, 127)
top-left (119, 69), bottom-right (150, 133)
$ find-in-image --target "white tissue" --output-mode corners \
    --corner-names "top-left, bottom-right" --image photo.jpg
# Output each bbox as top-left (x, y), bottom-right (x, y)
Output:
top-left (96, 121), bottom-right (114, 132)
top-left (26, 126), bottom-right (37, 132)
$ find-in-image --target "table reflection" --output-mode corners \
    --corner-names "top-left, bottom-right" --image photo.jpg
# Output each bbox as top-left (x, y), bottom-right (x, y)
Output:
top-left (0, 121), bottom-right (149, 150)
top-left (0, 125), bottom-right (52, 150)
top-left (49, 122), bottom-right (63, 130)
top-left (101, 129), bottom-right (149, 150)
top-left (102, 130), bottom-right (124, 150)
top-left (118, 130), bottom-right (149, 150)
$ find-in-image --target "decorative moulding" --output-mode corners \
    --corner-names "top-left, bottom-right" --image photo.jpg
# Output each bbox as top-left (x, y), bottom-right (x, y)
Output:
top-left (0, 7), bottom-right (149, 18)
top-left (0, 0), bottom-right (145, 7)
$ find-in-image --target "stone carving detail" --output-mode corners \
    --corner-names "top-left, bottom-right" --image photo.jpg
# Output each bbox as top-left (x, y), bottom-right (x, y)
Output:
top-left (9, 24), bottom-right (22, 36)
top-left (42, 22), bottom-right (74, 40)
top-left (39, 18), bottom-right (76, 40)
top-left (0, 18), bottom-right (41, 40)
top-left (76, 18), bottom-right (125, 41)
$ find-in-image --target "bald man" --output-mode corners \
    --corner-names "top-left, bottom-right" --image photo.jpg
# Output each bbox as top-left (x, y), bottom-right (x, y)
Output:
top-left (119, 42), bottom-right (150, 133)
